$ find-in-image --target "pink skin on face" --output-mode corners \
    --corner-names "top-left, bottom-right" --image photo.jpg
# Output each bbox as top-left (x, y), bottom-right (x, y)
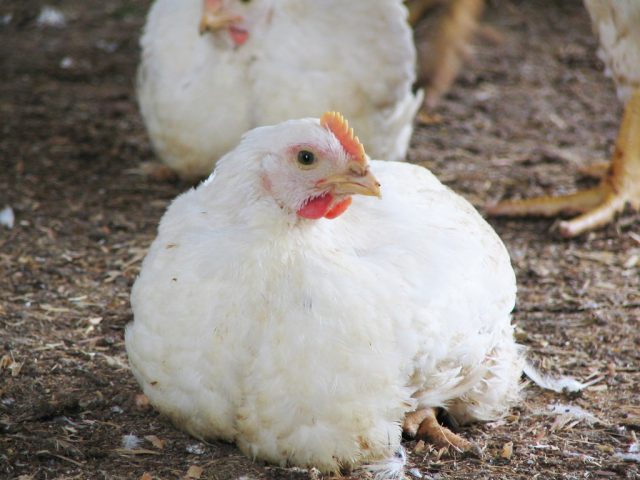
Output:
top-left (262, 174), bottom-right (351, 220)
top-left (280, 143), bottom-right (358, 220)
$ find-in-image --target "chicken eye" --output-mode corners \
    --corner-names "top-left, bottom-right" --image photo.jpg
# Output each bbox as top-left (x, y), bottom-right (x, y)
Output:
top-left (297, 150), bottom-right (316, 167)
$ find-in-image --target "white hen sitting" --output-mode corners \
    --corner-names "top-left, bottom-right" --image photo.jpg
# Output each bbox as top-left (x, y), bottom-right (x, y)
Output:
top-left (126, 112), bottom-right (523, 474)
top-left (137, 0), bottom-right (422, 180)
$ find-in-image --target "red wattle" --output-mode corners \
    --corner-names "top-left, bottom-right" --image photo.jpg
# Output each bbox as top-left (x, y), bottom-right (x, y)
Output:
top-left (296, 194), bottom-right (353, 220)
top-left (324, 197), bottom-right (352, 219)
top-left (229, 26), bottom-right (249, 46)
top-left (297, 193), bottom-right (334, 219)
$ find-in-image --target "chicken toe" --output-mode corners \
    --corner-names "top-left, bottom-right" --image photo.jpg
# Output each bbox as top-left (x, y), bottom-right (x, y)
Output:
top-left (139, 162), bottom-right (180, 183)
top-left (578, 161), bottom-right (610, 179)
top-left (488, 88), bottom-right (640, 237)
top-left (403, 408), bottom-right (482, 456)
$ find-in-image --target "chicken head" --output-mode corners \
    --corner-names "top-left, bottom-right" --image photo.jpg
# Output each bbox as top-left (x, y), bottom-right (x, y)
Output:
top-left (258, 112), bottom-right (381, 220)
top-left (199, 0), bottom-right (256, 45)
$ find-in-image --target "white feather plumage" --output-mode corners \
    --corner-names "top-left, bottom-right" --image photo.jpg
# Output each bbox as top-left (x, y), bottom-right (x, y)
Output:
top-left (137, 0), bottom-right (422, 179)
top-left (583, 0), bottom-right (640, 103)
top-left (126, 117), bottom-right (522, 473)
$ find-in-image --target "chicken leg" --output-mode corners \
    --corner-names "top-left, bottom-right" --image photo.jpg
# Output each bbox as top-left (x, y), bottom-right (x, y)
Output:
top-left (488, 88), bottom-right (640, 237)
top-left (403, 407), bottom-right (481, 455)
top-left (409, 0), bottom-right (486, 111)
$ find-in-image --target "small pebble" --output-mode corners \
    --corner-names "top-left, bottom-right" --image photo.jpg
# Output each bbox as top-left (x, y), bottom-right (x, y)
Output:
top-left (0, 206), bottom-right (14, 229)
top-left (408, 467), bottom-right (423, 478)
top-left (37, 6), bottom-right (66, 27)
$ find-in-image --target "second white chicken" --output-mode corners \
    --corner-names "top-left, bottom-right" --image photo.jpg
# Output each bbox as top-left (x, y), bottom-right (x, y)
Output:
top-left (137, 0), bottom-right (422, 180)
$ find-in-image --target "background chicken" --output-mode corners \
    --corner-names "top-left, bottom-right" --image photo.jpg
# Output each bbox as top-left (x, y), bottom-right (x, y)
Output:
top-left (488, 0), bottom-right (640, 237)
top-left (137, 0), bottom-right (421, 180)
top-left (126, 112), bottom-right (523, 474)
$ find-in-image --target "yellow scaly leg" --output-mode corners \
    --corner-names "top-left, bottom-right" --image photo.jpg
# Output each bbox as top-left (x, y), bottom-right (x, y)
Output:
top-left (488, 88), bottom-right (640, 237)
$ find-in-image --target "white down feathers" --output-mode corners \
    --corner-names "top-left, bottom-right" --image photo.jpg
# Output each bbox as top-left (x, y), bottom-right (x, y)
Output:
top-left (126, 119), bottom-right (523, 472)
top-left (583, 0), bottom-right (640, 103)
top-left (137, 0), bottom-right (422, 179)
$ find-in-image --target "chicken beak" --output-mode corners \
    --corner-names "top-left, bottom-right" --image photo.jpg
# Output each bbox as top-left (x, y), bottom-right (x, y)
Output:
top-left (199, 0), bottom-right (243, 35)
top-left (320, 167), bottom-right (381, 198)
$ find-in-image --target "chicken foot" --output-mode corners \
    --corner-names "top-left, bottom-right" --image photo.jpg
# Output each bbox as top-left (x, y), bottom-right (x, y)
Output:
top-left (488, 88), bottom-right (640, 237)
top-left (403, 407), bottom-right (481, 455)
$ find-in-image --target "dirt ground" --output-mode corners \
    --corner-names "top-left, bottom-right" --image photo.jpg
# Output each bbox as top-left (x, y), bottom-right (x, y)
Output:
top-left (1, 0), bottom-right (639, 479)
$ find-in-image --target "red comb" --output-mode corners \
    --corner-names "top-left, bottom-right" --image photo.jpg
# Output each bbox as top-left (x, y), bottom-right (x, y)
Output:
top-left (320, 111), bottom-right (366, 165)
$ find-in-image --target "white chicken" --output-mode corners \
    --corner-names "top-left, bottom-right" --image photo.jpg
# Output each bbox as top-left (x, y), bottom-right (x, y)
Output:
top-left (126, 112), bottom-right (523, 474)
top-left (137, 0), bottom-right (422, 180)
top-left (489, 0), bottom-right (640, 237)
